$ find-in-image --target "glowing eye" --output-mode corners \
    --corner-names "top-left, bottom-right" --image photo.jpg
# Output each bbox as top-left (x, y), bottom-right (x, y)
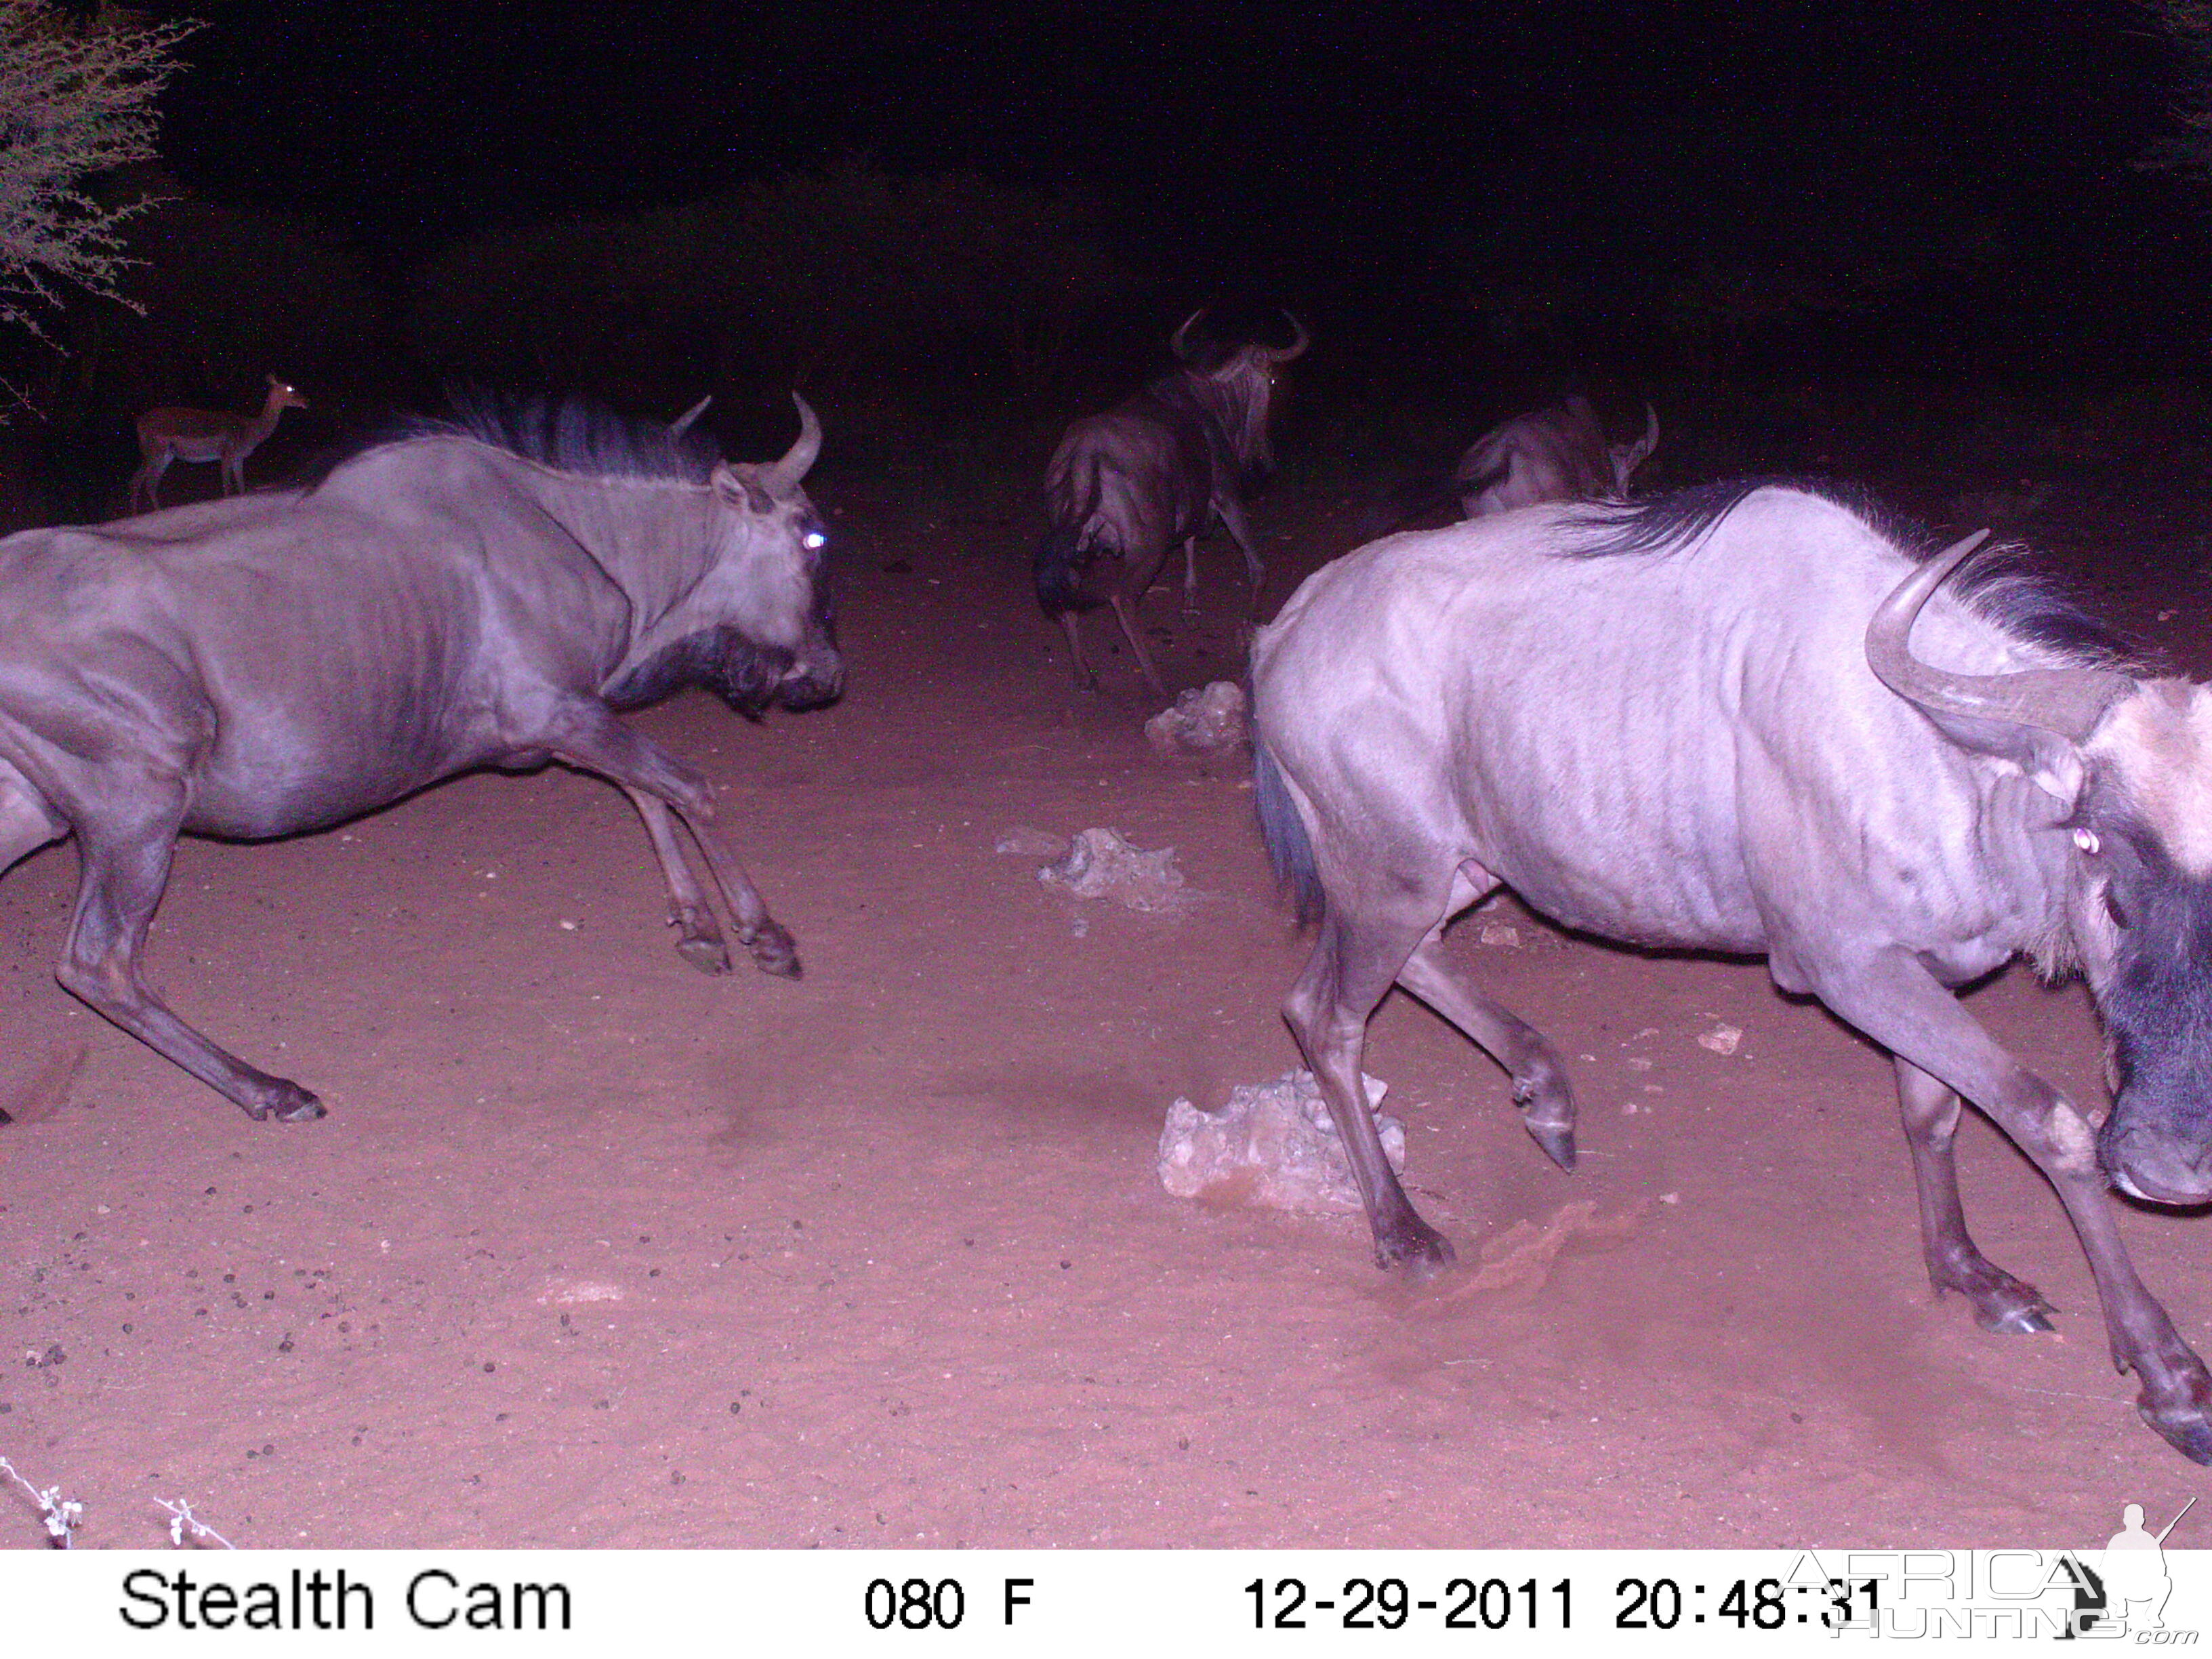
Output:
top-left (2072, 828), bottom-right (2100, 855)
top-left (802, 531), bottom-right (826, 550)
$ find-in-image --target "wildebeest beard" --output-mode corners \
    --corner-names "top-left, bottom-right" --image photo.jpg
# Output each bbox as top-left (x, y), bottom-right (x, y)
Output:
top-left (606, 626), bottom-right (805, 717)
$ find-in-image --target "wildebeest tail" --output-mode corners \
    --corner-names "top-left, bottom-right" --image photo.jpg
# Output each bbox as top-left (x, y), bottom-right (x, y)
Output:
top-left (1034, 520), bottom-right (1096, 617)
top-left (1253, 738), bottom-right (1325, 925)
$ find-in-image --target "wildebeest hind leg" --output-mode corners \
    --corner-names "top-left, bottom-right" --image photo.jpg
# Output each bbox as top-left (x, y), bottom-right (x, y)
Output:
top-left (1059, 613), bottom-right (1101, 692)
top-left (58, 811), bottom-right (323, 1121)
top-left (1106, 594), bottom-right (1166, 696)
top-left (547, 703), bottom-right (800, 979)
top-left (1284, 904), bottom-right (1456, 1276)
top-left (1895, 1059), bottom-right (2054, 1333)
top-left (624, 789), bottom-right (731, 974)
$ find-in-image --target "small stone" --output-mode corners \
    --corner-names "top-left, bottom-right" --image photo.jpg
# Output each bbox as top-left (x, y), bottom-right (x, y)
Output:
top-left (1697, 1023), bottom-right (1742, 1056)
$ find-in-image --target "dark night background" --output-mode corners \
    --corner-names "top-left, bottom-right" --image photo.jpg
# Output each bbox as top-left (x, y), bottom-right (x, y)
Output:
top-left (9, 1), bottom-right (2211, 519)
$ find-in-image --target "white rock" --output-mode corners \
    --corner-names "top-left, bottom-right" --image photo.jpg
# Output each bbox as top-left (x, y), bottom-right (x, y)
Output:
top-left (1158, 1069), bottom-right (1406, 1215)
top-left (1039, 827), bottom-right (1186, 912)
top-left (1697, 1023), bottom-right (1742, 1056)
top-left (1144, 680), bottom-right (1250, 758)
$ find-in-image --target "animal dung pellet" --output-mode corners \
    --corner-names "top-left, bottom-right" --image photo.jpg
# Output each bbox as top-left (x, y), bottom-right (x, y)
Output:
top-left (1038, 827), bottom-right (1187, 912)
top-left (1144, 680), bottom-right (1250, 757)
top-left (1696, 1023), bottom-right (1743, 1056)
top-left (1158, 1069), bottom-right (1406, 1216)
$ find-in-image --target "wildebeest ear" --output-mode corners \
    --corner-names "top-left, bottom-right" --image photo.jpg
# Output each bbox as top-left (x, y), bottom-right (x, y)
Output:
top-left (1927, 709), bottom-right (2087, 808)
top-left (710, 462), bottom-right (775, 516)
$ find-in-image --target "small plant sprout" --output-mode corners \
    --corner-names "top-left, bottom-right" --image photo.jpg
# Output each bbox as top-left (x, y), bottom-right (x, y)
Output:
top-left (0, 1453), bottom-right (83, 1548)
top-left (156, 1496), bottom-right (235, 1549)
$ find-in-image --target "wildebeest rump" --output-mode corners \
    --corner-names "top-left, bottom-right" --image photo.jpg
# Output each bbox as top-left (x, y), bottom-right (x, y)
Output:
top-left (1252, 480), bottom-right (2212, 1462)
top-left (1454, 394), bottom-right (1658, 518)
top-left (1037, 309), bottom-right (1306, 694)
top-left (0, 394), bottom-right (841, 1123)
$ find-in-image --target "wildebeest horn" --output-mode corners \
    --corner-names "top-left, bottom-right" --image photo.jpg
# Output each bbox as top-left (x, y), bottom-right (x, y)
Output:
top-left (1170, 308), bottom-right (1207, 361)
top-left (670, 396), bottom-right (712, 438)
top-left (1260, 311), bottom-right (1311, 365)
top-left (1865, 529), bottom-right (2132, 743)
top-left (764, 392), bottom-right (821, 490)
top-left (1641, 401), bottom-right (1659, 451)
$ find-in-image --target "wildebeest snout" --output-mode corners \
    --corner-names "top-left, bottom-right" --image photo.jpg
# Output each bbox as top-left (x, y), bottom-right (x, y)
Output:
top-left (2100, 1111), bottom-right (2212, 1206)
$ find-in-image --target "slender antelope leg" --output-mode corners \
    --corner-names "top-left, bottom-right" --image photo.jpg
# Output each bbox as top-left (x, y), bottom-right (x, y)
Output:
top-left (1182, 537), bottom-right (1199, 615)
top-left (1893, 1057), bottom-right (2055, 1333)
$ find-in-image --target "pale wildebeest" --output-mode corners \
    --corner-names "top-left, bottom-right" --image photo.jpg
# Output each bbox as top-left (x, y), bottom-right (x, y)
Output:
top-left (1252, 478), bottom-right (2212, 1461)
top-left (130, 375), bottom-right (310, 511)
top-left (0, 394), bottom-right (840, 1123)
top-left (1037, 309), bottom-right (1307, 694)
top-left (1454, 393), bottom-right (1658, 518)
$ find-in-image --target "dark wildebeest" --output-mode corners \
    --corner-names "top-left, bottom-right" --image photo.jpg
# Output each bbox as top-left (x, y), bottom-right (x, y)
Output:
top-left (1454, 393), bottom-right (1658, 518)
top-left (1037, 309), bottom-right (1307, 694)
top-left (0, 394), bottom-right (840, 1123)
top-left (1252, 479), bottom-right (2212, 1462)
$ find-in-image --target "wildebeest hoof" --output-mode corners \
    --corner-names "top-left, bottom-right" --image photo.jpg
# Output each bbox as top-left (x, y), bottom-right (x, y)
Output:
top-left (246, 1083), bottom-right (325, 1123)
top-left (745, 922), bottom-right (802, 979)
top-left (1525, 1117), bottom-right (1577, 1171)
top-left (677, 935), bottom-right (732, 975)
top-left (2138, 1390), bottom-right (2212, 1465)
top-left (1947, 1267), bottom-right (2055, 1335)
top-left (1375, 1225), bottom-right (1457, 1281)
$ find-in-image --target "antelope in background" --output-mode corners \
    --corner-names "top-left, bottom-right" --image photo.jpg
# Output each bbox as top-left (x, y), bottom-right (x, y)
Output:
top-left (129, 375), bottom-right (308, 512)
top-left (1038, 309), bottom-right (1307, 695)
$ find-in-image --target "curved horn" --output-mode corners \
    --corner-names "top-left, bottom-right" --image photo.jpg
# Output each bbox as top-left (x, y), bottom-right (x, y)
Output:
top-left (764, 392), bottom-right (821, 490)
top-left (1170, 308), bottom-right (1207, 361)
top-left (1641, 401), bottom-right (1659, 451)
top-left (1864, 529), bottom-right (2131, 743)
top-left (670, 395), bottom-right (712, 438)
top-left (1259, 310), bottom-right (1311, 365)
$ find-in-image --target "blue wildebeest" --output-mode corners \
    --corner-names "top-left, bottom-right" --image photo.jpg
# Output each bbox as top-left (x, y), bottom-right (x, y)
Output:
top-left (0, 394), bottom-right (840, 1123)
top-left (1252, 479), bottom-right (2212, 1461)
top-left (1037, 309), bottom-right (1307, 694)
top-left (1454, 394), bottom-right (1658, 518)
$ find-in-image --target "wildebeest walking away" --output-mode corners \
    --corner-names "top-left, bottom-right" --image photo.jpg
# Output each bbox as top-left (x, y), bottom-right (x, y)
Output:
top-left (0, 394), bottom-right (841, 1123)
top-left (1453, 394), bottom-right (1658, 518)
top-left (1251, 480), bottom-right (2212, 1462)
top-left (1038, 309), bottom-right (1306, 694)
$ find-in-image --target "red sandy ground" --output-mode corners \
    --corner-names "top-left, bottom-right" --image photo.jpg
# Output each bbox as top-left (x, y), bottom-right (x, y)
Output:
top-left (0, 461), bottom-right (2207, 1551)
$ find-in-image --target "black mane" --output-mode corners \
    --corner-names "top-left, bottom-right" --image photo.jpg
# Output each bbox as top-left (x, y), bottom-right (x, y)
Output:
top-left (310, 390), bottom-right (720, 489)
top-left (1563, 475), bottom-right (2142, 674)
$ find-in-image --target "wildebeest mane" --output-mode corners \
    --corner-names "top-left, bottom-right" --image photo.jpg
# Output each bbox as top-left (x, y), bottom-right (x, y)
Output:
top-left (1565, 476), bottom-right (2142, 673)
top-left (308, 390), bottom-right (720, 489)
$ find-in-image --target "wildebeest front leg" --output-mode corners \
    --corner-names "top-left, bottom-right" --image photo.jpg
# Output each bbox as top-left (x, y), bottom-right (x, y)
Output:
top-left (1284, 907), bottom-right (1456, 1276)
top-left (547, 703), bottom-right (799, 979)
top-left (1398, 945), bottom-right (1579, 1171)
top-left (1181, 538), bottom-right (1199, 615)
top-left (59, 808), bottom-right (323, 1122)
top-left (1894, 1058), bottom-right (2055, 1333)
top-left (1816, 947), bottom-right (2212, 1462)
top-left (1213, 495), bottom-right (1267, 613)
top-left (623, 789), bottom-right (731, 975)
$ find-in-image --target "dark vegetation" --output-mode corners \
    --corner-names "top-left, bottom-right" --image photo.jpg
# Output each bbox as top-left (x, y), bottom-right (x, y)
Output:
top-left (3, 5), bottom-right (2211, 547)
